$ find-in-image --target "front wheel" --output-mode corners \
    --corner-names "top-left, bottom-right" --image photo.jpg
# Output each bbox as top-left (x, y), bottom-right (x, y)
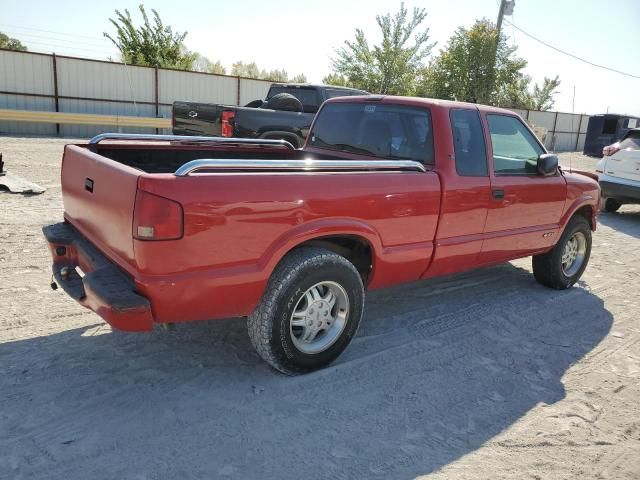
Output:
top-left (248, 247), bottom-right (364, 375)
top-left (532, 216), bottom-right (592, 289)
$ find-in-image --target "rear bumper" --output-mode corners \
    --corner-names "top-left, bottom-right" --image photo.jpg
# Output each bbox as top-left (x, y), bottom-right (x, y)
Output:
top-left (43, 222), bottom-right (153, 332)
top-left (599, 175), bottom-right (640, 203)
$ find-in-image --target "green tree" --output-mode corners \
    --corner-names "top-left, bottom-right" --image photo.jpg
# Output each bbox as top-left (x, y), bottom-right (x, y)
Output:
top-left (420, 19), bottom-right (528, 106)
top-left (493, 75), bottom-right (534, 110)
top-left (322, 73), bottom-right (351, 87)
top-left (530, 75), bottom-right (561, 111)
top-left (192, 53), bottom-right (226, 75)
top-left (262, 68), bottom-right (288, 82)
top-left (208, 60), bottom-right (226, 75)
top-left (0, 32), bottom-right (28, 51)
top-left (231, 61), bottom-right (261, 78)
top-left (330, 2), bottom-right (434, 95)
top-left (231, 62), bottom-right (308, 82)
top-left (104, 4), bottom-right (196, 69)
top-left (290, 73), bottom-right (308, 83)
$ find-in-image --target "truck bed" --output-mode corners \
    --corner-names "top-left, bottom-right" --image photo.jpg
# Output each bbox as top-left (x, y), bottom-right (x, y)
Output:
top-left (56, 136), bottom-right (440, 326)
top-left (92, 143), bottom-right (306, 173)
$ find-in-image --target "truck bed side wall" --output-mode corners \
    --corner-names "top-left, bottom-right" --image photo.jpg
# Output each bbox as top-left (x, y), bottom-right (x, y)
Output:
top-left (134, 171), bottom-right (441, 323)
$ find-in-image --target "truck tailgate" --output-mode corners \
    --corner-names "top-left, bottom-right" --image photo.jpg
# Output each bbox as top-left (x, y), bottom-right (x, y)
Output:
top-left (172, 101), bottom-right (224, 136)
top-left (61, 144), bottom-right (141, 271)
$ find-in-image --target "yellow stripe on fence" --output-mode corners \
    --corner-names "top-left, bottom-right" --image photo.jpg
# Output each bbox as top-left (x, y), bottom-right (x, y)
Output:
top-left (0, 108), bottom-right (171, 129)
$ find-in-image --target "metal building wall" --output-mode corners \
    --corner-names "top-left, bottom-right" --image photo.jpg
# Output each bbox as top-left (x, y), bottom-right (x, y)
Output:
top-left (239, 78), bottom-right (272, 106)
top-left (0, 50), bottom-right (56, 135)
top-left (56, 57), bottom-right (154, 102)
top-left (158, 69), bottom-right (237, 105)
top-left (0, 49), bottom-right (593, 151)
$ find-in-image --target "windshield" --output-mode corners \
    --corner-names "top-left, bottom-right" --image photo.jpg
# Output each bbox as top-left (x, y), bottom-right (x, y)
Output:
top-left (620, 130), bottom-right (640, 150)
top-left (309, 103), bottom-right (434, 164)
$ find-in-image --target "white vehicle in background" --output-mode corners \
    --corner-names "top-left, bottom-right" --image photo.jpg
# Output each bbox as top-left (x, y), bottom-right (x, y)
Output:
top-left (596, 128), bottom-right (640, 212)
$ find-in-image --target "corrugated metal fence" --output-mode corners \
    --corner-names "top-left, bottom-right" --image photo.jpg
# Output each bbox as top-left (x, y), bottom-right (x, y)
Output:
top-left (0, 49), bottom-right (272, 137)
top-left (1, 49), bottom-right (588, 151)
top-left (509, 108), bottom-right (589, 153)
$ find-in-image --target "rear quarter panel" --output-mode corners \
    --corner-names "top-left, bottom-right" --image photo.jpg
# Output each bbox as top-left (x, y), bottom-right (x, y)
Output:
top-left (135, 171), bottom-right (440, 322)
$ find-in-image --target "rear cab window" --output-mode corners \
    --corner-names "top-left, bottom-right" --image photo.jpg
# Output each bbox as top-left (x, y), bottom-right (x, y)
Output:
top-left (487, 114), bottom-right (544, 175)
top-left (310, 102), bottom-right (434, 165)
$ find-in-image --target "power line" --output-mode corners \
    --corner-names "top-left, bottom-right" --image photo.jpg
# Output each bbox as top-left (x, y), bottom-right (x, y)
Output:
top-left (1, 31), bottom-right (115, 52)
top-left (0, 22), bottom-right (107, 41)
top-left (504, 19), bottom-right (640, 80)
top-left (12, 39), bottom-right (114, 57)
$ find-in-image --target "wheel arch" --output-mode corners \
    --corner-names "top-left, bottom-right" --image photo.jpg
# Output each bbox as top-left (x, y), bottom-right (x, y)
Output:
top-left (561, 198), bottom-right (597, 232)
top-left (260, 219), bottom-right (383, 287)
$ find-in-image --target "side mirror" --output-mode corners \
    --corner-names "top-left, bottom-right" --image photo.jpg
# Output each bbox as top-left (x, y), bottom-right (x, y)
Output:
top-left (537, 153), bottom-right (558, 176)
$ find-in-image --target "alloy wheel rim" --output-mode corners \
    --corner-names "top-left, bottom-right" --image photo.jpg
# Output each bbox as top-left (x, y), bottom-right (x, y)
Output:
top-left (561, 231), bottom-right (587, 277)
top-left (289, 281), bottom-right (349, 354)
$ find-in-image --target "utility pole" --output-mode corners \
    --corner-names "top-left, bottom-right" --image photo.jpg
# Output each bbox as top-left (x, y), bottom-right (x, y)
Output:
top-left (496, 0), bottom-right (515, 36)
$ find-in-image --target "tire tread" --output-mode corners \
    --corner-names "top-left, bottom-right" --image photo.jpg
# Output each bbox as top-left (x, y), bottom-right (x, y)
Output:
top-left (247, 247), bottom-right (363, 375)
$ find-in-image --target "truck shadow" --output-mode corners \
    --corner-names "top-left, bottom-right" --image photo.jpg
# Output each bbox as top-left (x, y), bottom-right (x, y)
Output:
top-left (0, 263), bottom-right (612, 479)
top-left (598, 207), bottom-right (640, 240)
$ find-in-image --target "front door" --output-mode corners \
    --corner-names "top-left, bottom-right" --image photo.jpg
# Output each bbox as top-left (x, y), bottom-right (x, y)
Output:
top-left (480, 113), bottom-right (567, 264)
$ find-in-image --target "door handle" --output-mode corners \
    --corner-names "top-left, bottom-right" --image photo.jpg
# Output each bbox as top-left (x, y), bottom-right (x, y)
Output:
top-left (492, 189), bottom-right (504, 200)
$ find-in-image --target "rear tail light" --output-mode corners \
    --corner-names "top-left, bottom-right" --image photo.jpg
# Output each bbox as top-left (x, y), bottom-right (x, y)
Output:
top-left (221, 110), bottom-right (235, 137)
top-left (603, 143), bottom-right (620, 157)
top-left (133, 191), bottom-right (183, 241)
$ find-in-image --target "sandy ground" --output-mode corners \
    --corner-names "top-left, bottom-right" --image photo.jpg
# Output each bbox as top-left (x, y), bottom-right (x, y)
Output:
top-left (1, 137), bottom-right (639, 480)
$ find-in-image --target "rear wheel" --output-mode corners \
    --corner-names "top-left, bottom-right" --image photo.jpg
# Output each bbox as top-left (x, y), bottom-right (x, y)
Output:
top-left (532, 216), bottom-right (592, 289)
top-left (247, 247), bottom-right (364, 375)
top-left (600, 197), bottom-right (621, 213)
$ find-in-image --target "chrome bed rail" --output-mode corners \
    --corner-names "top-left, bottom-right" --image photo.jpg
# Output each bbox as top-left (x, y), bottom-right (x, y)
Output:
top-left (174, 159), bottom-right (426, 176)
top-left (88, 133), bottom-right (295, 150)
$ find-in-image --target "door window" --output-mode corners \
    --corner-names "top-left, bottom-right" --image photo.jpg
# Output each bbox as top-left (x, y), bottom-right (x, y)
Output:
top-left (450, 109), bottom-right (488, 176)
top-left (487, 115), bottom-right (544, 175)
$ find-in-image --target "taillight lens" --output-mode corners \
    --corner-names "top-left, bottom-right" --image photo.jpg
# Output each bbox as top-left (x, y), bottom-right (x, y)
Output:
top-left (133, 191), bottom-right (183, 241)
top-left (603, 143), bottom-right (620, 156)
top-left (221, 110), bottom-right (235, 137)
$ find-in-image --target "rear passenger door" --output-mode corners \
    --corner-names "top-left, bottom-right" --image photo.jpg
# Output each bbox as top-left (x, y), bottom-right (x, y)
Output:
top-left (480, 114), bottom-right (567, 263)
top-left (427, 108), bottom-right (491, 277)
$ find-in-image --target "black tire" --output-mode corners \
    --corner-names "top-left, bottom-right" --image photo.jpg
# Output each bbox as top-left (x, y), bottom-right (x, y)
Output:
top-left (265, 93), bottom-right (303, 112)
top-left (532, 216), bottom-right (592, 289)
top-left (600, 197), bottom-right (621, 213)
top-left (244, 99), bottom-right (265, 108)
top-left (248, 247), bottom-right (364, 375)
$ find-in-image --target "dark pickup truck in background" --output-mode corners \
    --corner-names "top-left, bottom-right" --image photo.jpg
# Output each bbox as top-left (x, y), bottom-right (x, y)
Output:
top-left (172, 83), bottom-right (367, 147)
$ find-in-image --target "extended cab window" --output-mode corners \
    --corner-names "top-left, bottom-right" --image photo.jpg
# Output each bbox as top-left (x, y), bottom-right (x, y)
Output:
top-left (487, 114), bottom-right (544, 175)
top-left (310, 103), bottom-right (434, 164)
top-left (450, 109), bottom-right (488, 176)
top-left (267, 87), bottom-right (319, 113)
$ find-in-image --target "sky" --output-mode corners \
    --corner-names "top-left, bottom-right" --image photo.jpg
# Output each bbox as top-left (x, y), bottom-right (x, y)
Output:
top-left (2, 0), bottom-right (639, 115)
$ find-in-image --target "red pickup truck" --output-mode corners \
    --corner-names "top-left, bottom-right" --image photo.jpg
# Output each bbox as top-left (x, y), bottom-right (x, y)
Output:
top-left (44, 95), bottom-right (599, 374)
